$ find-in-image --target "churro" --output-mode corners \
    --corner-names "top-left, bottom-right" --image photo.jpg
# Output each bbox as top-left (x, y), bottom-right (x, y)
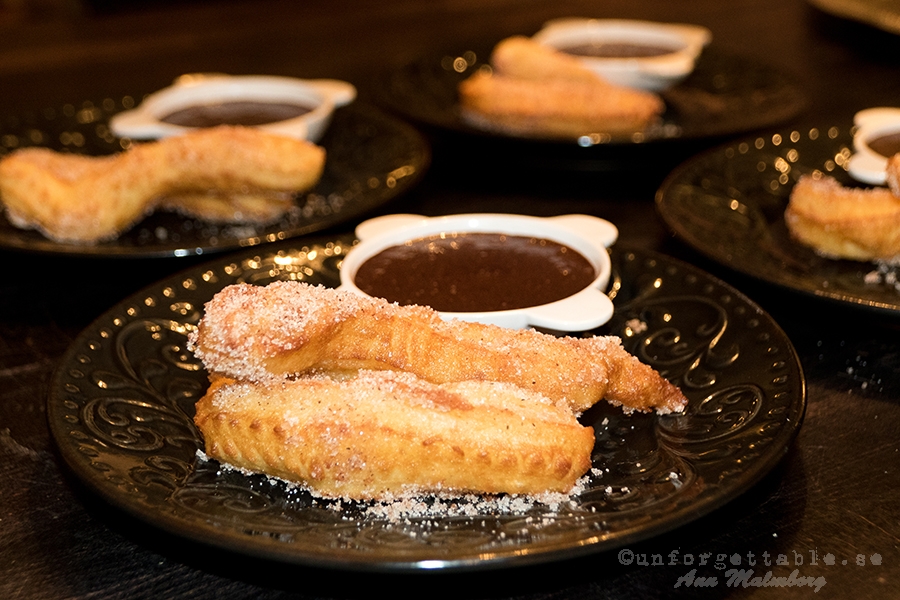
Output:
top-left (0, 125), bottom-right (325, 243)
top-left (194, 370), bottom-right (595, 499)
top-left (457, 36), bottom-right (664, 139)
top-left (785, 174), bottom-right (900, 261)
top-left (188, 281), bottom-right (687, 415)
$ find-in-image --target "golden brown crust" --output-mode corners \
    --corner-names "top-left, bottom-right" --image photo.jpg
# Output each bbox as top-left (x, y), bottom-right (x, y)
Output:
top-left (0, 126), bottom-right (325, 243)
top-left (785, 174), bottom-right (900, 261)
top-left (157, 190), bottom-right (295, 225)
top-left (457, 36), bottom-right (664, 139)
top-left (193, 370), bottom-right (595, 499)
top-left (884, 153), bottom-right (900, 196)
top-left (489, 35), bottom-right (602, 83)
top-left (188, 281), bottom-right (688, 415)
top-left (459, 72), bottom-right (664, 138)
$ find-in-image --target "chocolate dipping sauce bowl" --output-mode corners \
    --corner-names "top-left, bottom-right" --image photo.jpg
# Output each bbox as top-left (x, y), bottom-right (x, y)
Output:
top-left (339, 213), bottom-right (619, 331)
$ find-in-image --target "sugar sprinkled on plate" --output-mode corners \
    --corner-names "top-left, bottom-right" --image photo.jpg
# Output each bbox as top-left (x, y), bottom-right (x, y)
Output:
top-left (197, 449), bottom-right (596, 524)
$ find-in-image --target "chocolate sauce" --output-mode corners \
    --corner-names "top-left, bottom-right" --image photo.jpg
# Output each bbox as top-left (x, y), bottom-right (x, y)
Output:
top-left (867, 132), bottom-right (900, 159)
top-left (557, 42), bottom-right (679, 58)
top-left (353, 233), bottom-right (597, 313)
top-left (161, 101), bottom-right (313, 127)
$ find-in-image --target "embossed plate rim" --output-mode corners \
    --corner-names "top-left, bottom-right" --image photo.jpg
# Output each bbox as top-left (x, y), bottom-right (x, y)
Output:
top-left (47, 239), bottom-right (806, 572)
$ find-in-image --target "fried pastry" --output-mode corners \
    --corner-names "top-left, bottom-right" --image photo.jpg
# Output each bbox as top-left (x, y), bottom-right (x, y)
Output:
top-left (457, 36), bottom-right (664, 139)
top-left (157, 190), bottom-right (295, 224)
top-left (459, 72), bottom-right (665, 139)
top-left (193, 370), bottom-right (595, 500)
top-left (785, 174), bottom-right (900, 261)
top-left (488, 35), bottom-right (602, 84)
top-left (884, 153), bottom-right (900, 197)
top-left (188, 281), bottom-right (688, 415)
top-left (0, 125), bottom-right (325, 243)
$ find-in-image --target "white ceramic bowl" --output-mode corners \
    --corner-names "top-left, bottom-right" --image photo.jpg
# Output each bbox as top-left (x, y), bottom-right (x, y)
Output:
top-left (531, 18), bottom-right (711, 91)
top-left (848, 107), bottom-right (900, 185)
top-left (109, 74), bottom-right (356, 142)
top-left (339, 213), bottom-right (619, 331)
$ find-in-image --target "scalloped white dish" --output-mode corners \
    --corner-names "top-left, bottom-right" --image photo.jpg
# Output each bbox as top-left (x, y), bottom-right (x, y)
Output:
top-left (531, 18), bottom-right (711, 91)
top-left (848, 107), bottom-right (900, 185)
top-left (109, 74), bottom-right (357, 141)
top-left (339, 213), bottom-right (619, 331)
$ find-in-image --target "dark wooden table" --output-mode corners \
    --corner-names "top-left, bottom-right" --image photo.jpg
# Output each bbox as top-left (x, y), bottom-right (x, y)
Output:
top-left (1, 1), bottom-right (899, 598)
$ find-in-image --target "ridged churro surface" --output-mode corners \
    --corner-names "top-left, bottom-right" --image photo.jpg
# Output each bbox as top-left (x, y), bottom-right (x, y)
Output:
top-left (194, 371), bottom-right (595, 499)
top-left (785, 174), bottom-right (900, 261)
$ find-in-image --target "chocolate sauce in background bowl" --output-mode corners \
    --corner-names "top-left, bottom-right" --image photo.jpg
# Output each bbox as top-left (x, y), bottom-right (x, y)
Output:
top-left (557, 41), bottom-right (681, 59)
top-left (353, 232), bottom-right (597, 313)
top-left (108, 76), bottom-right (357, 142)
top-left (160, 100), bottom-right (315, 128)
top-left (529, 19), bottom-right (712, 92)
top-left (866, 131), bottom-right (900, 159)
top-left (847, 108), bottom-right (900, 185)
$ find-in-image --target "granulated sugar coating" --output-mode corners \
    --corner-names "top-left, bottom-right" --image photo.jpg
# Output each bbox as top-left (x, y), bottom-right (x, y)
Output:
top-left (188, 281), bottom-right (687, 415)
top-left (188, 281), bottom-right (397, 382)
top-left (188, 281), bottom-right (686, 505)
top-left (359, 486), bottom-right (583, 522)
top-left (864, 260), bottom-right (900, 290)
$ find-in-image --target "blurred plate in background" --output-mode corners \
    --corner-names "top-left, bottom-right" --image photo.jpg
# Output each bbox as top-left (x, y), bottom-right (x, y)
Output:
top-left (809, 0), bottom-right (900, 35)
top-left (0, 102), bottom-right (429, 258)
top-left (377, 45), bottom-right (806, 173)
top-left (656, 123), bottom-right (900, 315)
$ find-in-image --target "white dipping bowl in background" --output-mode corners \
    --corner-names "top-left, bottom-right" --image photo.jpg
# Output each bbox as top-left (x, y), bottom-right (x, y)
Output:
top-left (848, 107), bottom-right (900, 186)
top-left (339, 213), bottom-right (619, 332)
top-left (531, 18), bottom-right (711, 92)
top-left (109, 74), bottom-right (356, 142)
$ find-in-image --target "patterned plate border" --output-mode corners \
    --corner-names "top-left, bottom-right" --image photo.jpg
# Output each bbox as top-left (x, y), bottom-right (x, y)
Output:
top-left (47, 239), bottom-right (806, 572)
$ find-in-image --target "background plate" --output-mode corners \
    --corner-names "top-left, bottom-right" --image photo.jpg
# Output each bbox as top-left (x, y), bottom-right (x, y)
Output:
top-left (377, 46), bottom-right (806, 147)
top-left (0, 102), bottom-right (429, 258)
top-left (48, 240), bottom-right (805, 572)
top-left (656, 124), bottom-right (900, 315)
top-left (809, 0), bottom-right (900, 35)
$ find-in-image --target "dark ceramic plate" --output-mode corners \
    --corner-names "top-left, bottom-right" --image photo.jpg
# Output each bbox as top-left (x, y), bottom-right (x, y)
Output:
top-left (48, 239), bottom-right (805, 572)
top-left (0, 102), bottom-right (428, 258)
top-left (656, 124), bottom-right (900, 315)
top-left (377, 46), bottom-right (806, 150)
top-left (808, 0), bottom-right (900, 35)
